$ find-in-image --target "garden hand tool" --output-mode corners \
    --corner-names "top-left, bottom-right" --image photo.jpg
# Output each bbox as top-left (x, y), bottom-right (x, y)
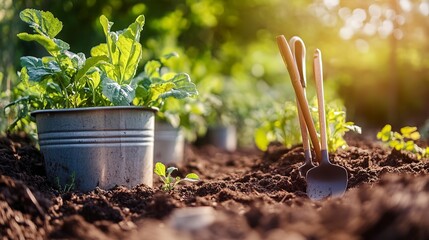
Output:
top-left (289, 36), bottom-right (316, 177)
top-left (305, 49), bottom-right (348, 200)
top-left (276, 35), bottom-right (322, 162)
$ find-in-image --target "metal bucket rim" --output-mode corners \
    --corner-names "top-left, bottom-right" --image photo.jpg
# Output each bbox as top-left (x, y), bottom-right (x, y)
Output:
top-left (31, 106), bottom-right (159, 117)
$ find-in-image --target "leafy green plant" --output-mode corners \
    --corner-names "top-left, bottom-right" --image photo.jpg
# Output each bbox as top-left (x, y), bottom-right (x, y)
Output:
top-left (154, 162), bottom-right (199, 191)
top-left (157, 96), bottom-right (208, 142)
top-left (254, 99), bottom-right (361, 152)
top-left (254, 101), bottom-right (302, 151)
top-left (5, 9), bottom-right (197, 130)
top-left (324, 105), bottom-right (362, 152)
top-left (377, 124), bottom-right (428, 160)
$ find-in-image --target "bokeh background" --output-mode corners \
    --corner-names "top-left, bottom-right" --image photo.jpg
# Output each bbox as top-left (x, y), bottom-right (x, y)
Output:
top-left (1, 0), bottom-right (429, 142)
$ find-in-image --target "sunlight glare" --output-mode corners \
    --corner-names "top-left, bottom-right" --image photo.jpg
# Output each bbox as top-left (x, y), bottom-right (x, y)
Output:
top-left (323, 0), bottom-right (339, 9)
top-left (378, 20), bottom-right (394, 38)
top-left (399, 0), bottom-right (412, 12)
top-left (363, 23), bottom-right (377, 36)
top-left (353, 8), bottom-right (367, 22)
top-left (338, 7), bottom-right (351, 20)
top-left (340, 26), bottom-right (354, 40)
top-left (369, 4), bottom-right (382, 19)
top-left (419, 1), bottom-right (429, 16)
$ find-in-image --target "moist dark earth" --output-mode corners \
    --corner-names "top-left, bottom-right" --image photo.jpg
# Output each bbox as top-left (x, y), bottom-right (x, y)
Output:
top-left (1, 133), bottom-right (429, 240)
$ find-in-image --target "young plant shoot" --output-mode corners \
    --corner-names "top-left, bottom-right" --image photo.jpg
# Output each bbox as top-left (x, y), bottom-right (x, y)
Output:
top-left (154, 162), bottom-right (199, 191)
top-left (377, 124), bottom-right (428, 160)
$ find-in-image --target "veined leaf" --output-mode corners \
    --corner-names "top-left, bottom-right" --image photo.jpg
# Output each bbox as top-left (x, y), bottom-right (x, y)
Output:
top-left (99, 15), bottom-right (113, 38)
top-left (144, 60), bottom-right (161, 78)
top-left (184, 173), bottom-right (200, 182)
top-left (150, 81), bottom-right (175, 101)
top-left (158, 73), bottom-right (198, 99)
top-left (75, 55), bottom-right (108, 82)
top-left (101, 74), bottom-right (135, 106)
top-left (154, 162), bottom-right (166, 177)
top-left (17, 33), bottom-right (61, 54)
top-left (20, 56), bottom-right (61, 82)
top-left (116, 35), bottom-right (142, 83)
top-left (64, 51), bottom-right (86, 69)
top-left (122, 15), bottom-right (145, 41)
top-left (97, 15), bottom-right (145, 84)
top-left (91, 44), bottom-right (109, 57)
top-left (19, 9), bottom-right (62, 38)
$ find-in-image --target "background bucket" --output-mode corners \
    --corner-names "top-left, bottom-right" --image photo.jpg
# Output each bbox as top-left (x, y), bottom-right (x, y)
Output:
top-left (154, 122), bottom-right (184, 165)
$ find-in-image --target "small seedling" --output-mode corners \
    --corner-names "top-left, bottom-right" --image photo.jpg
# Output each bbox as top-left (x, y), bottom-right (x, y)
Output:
top-left (54, 172), bottom-right (76, 193)
top-left (154, 162), bottom-right (200, 191)
top-left (377, 124), bottom-right (428, 160)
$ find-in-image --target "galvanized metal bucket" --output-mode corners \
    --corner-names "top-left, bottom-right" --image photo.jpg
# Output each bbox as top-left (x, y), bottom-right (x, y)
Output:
top-left (31, 106), bottom-right (157, 192)
top-left (154, 122), bottom-right (184, 165)
top-left (206, 125), bottom-right (237, 151)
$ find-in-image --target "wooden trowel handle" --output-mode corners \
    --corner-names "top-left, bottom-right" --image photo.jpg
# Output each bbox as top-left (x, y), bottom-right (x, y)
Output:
top-left (276, 35), bottom-right (322, 162)
top-left (313, 49), bottom-right (328, 152)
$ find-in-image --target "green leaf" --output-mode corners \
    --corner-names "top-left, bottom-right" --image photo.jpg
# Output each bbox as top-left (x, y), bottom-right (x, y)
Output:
top-left (46, 82), bottom-right (61, 93)
top-left (97, 15), bottom-right (145, 84)
top-left (99, 15), bottom-right (113, 38)
top-left (254, 126), bottom-right (270, 151)
top-left (400, 126), bottom-right (417, 136)
top-left (184, 173), bottom-right (200, 182)
top-left (116, 35), bottom-right (142, 83)
top-left (381, 124), bottom-right (392, 134)
top-left (123, 15), bottom-right (145, 40)
top-left (405, 140), bottom-right (415, 151)
top-left (101, 74), bottom-right (135, 105)
top-left (144, 60), bottom-right (161, 78)
top-left (20, 56), bottom-right (61, 82)
top-left (161, 52), bottom-right (179, 61)
top-left (166, 166), bottom-right (178, 177)
top-left (75, 55), bottom-right (108, 82)
top-left (409, 131), bottom-right (421, 141)
top-left (150, 81), bottom-right (175, 101)
top-left (17, 33), bottom-right (62, 54)
top-left (19, 9), bottom-right (62, 38)
top-left (158, 73), bottom-right (198, 99)
top-left (154, 162), bottom-right (166, 177)
top-left (91, 44), bottom-right (109, 57)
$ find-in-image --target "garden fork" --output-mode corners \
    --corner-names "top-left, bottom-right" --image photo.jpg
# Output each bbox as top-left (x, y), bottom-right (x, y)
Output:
top-left (289, 36), bottom-right (316, 177)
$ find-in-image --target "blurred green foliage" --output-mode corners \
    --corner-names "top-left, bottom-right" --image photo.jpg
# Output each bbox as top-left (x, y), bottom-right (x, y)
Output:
top-left (254, 98), bottom-right (361, 152)
top-left (2, 0), bottom-right (429, 145)
top-left (377, 124), bottom-right (428, 159)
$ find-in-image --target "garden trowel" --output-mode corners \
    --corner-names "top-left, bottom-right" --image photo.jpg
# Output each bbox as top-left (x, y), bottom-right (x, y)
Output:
top-left (305, 49), bottom-right (348, 200)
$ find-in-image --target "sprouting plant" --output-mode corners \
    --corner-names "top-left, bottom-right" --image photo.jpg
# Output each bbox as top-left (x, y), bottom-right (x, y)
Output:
top-left (377, 124), bottom-right (428, 160)
top-left (324, 106), bottom-right (362, 152)
top-left (55, 172), bottom-right (76, 193)
top-left (154, 162), bottom-right (199, 191)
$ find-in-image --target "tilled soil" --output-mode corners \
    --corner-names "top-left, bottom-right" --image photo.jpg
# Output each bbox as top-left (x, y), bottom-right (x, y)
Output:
top-left (0, 133), bottom-right (429, 239)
